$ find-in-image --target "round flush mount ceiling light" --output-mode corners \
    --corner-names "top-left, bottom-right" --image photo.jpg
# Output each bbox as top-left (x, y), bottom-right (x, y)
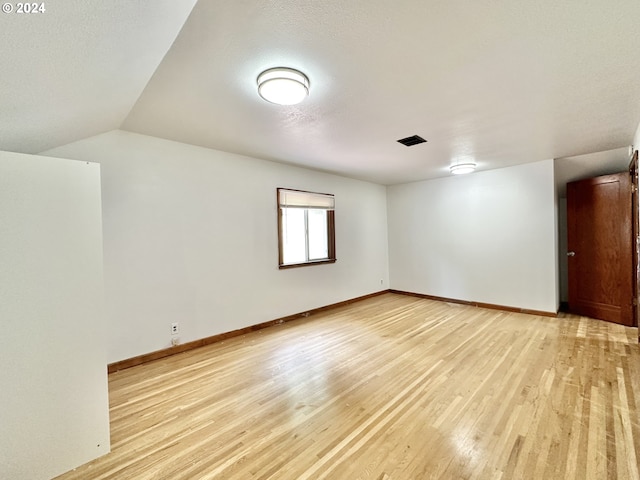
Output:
top-left (450, 162), bottom-right (477, 175)
top-left (257, 67), bottom-right (310, 105)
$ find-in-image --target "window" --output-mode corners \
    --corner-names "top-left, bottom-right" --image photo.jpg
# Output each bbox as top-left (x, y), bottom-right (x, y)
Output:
top-left (277, 188), bottom-right (336, 268)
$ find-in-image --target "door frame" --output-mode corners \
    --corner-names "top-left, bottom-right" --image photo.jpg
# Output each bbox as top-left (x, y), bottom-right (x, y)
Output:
top-left (629, 150), bottom-right (639, 336)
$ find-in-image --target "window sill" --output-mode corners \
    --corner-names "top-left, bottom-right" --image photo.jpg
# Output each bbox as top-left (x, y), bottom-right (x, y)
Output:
top-left (279, 258), bottom-right (337, 269)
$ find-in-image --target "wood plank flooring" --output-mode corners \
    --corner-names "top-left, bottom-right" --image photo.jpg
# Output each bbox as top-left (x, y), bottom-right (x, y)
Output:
top-left (55, 293), bottom-right (640, 479)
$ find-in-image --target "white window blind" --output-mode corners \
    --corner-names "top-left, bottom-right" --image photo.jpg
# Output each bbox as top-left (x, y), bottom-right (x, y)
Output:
top-left (278, 189), bottom-right (335, 209)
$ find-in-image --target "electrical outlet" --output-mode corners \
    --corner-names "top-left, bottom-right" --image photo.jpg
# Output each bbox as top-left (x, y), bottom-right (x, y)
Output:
top-left (171, 322), bottom-right (179, 335)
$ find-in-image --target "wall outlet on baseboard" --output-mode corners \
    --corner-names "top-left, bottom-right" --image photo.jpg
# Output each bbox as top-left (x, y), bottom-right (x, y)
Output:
top-left (171, 337), bottom-right (180, 346)
top-left (171, 322), bottom-right (179, 335)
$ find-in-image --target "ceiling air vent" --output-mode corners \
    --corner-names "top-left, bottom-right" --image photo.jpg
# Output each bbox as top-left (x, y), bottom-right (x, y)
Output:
top-left (397, 135), bottom-right (427, 147)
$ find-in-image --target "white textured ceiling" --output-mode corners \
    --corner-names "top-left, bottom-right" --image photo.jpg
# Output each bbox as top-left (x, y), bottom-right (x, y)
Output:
top-left (3, 1), bottom-right (640, 185)
top-left (0, 0), bottom-right (197, 154)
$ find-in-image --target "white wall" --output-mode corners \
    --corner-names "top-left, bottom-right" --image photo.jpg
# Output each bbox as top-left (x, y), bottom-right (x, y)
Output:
top-left (558, 197), bottom-right (568, 303)
top-left (0, 152), bottom-right (110, 480)
top-left (44, 130), bottom-right (389, 363)
top-left (387, 160), bottom-right (558, 313)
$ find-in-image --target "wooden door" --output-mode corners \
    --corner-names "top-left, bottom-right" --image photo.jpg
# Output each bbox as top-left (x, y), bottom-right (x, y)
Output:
top-left (567, 172), bottom-right (634, 326)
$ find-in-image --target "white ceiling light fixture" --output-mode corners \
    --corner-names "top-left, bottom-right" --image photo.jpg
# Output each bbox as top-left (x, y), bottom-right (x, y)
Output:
top-left (450, 162), bottom-right (477, 175)
top-left (257, 67), bottom-right (310, 105)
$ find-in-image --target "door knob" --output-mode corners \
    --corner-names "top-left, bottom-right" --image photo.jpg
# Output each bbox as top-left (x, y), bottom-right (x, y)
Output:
top-left (567, 251), bottom-right (575, 257)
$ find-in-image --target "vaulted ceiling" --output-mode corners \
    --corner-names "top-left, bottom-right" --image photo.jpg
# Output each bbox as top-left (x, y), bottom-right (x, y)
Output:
top-left (3, 1), bottom-right (640, 185)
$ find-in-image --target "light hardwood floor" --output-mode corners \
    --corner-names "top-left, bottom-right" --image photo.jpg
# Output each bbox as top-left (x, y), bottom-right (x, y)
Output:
top-left (55, 293), bottom-right (640, 480)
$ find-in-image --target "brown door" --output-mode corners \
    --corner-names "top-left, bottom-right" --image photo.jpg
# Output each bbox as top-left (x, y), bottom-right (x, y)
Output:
top-left (567, 172), bottom-right (634, 326)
